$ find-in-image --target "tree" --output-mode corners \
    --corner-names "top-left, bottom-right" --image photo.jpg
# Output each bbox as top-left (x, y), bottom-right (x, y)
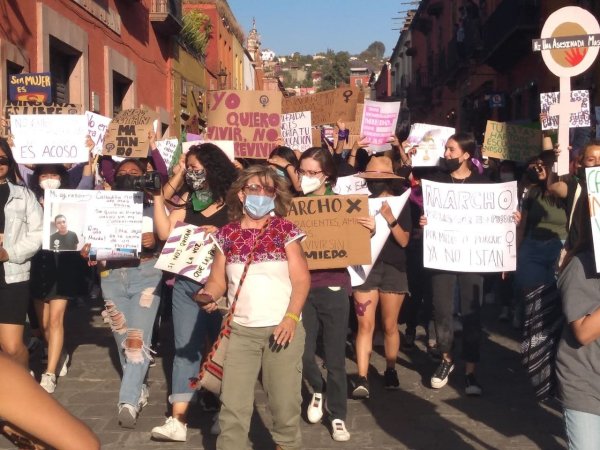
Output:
top-left (319, 51), bottom-right (350, 91)
top-left (364, 41), bottom-right (385, 59)
top-left (180, 11), bottom-right (212, 57)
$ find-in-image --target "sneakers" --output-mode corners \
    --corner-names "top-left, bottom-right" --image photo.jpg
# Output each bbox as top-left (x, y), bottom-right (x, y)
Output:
top-left (331, 419), bottom-right (350, 442)
top-left (58, 353), bottom-right (69, 377)
top-left (431, 360), bottom-right (454, 389)
top-left (151, 416), bottom-right (187, 442)
top-left (306, 393), bottom-right (324, 423)
top-left (118, 403), bottom-right (138, 429)
top-left (465, 373), bottom-right (483, 396)
top-left (352, 376), bottom-right (370, 399)
top-left (384, 368), bottom-right (400, 390)
top-left (40, 373), bottom-right (57, 394)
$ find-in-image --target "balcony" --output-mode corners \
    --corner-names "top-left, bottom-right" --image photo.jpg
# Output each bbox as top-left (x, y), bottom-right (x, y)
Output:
top-left (150, 0), bottom-right (182, 36)
top-left (481, 0), bottom-right (539, 71)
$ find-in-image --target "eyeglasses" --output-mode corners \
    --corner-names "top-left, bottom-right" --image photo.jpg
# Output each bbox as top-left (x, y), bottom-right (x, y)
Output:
top-left (0, 157), bottom-right (9, 166)
top-left (243, 184), bottom-right (276, 196)
top-left (297, 168), bottom-right (323, 177)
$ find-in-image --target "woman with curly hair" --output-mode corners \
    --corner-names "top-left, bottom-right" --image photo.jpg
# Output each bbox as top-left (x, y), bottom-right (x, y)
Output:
top-left (150, 143), bottom-right (239, 442)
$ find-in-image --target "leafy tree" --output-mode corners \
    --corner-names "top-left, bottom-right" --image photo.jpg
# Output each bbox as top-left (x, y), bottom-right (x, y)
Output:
top-left (365, 41), bottom-right (385, 59)
top-left (180, 11), bottom-right (212, 57)
top-left (319, 51), bottom-right (350, 91)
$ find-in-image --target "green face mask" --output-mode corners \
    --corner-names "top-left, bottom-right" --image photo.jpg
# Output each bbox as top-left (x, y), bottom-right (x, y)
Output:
top-left (191, 190), bottom-right (213, 212)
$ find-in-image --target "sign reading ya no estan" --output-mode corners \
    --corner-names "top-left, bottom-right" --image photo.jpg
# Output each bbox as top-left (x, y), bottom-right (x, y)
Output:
top-left (286, 194), bottom-right (371, 270)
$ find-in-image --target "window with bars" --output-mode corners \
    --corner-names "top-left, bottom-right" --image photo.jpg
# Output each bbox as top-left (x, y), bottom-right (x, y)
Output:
top-left (49, 37), bottom-right (79, 104)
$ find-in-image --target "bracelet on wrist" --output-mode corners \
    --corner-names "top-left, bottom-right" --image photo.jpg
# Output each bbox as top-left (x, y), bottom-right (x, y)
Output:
top-left (387, 219), bottom-right (398, 229)
top-left (284, 312), bottom-right (300, 323)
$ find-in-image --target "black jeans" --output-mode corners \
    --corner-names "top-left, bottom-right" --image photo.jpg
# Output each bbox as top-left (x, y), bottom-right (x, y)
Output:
top-left (302, 287), bottom-right (349, 421)
top-left (431, 272), bottom-right (482, 363)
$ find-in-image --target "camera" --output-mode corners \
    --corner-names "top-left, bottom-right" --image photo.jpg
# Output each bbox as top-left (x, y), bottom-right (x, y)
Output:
top-left (132, 172), bottom-right (161, 191)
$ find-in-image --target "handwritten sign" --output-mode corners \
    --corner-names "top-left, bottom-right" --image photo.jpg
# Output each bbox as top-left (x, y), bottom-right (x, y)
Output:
top-left (103, 109), bottom-right (157, 158)
top-left (282, 87), bottom-right (359, 126)
top-left (422, 180), bottom-right (518, 272)
top-left (482, 120), bottom-right (541, 162)
top-left (206, 90), bottom-right (282, 159)
top-left (156, 138), bottom-right (179, 169)
top-left (349, 190), bottom-right (411, 286)
top-left (359, 100), bottom-right (400, 153)
top-left (332, 175), bottom-right (370, 195)
top-left (286, 194), bottom-right (370, 269)
top-left (281, 111), bottom-right (312, 152)
top-left (11, 114), bottom-right (89, 164)
top-left (587, 167), bottom-right (600, 272)
top-left (407, 123), bottom-right (455, 167)
top-left (154, 222), bottom-right (216, 283)
top-left (85, 111), bottom-right (111, 155)
top-left (9, 72), bottom-right (52, 102)
top-left (540, 90), bottom-right (590, 130)
top-left (43, 189), bottom-right (144, 252)
top-left (3, 101), bottom-right (82, 136)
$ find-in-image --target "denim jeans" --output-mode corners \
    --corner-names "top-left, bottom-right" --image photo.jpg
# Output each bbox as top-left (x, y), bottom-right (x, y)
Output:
top-left (170, 277), bottom-right (222, 404)
top-left (101, 260), bottom-right (161, 407)
top-left (564, 408), bottom-right (600, 450)
top-left (302, 287), bottom-right (349, 421)
top-left (515, 237), bottom-right (563, 292)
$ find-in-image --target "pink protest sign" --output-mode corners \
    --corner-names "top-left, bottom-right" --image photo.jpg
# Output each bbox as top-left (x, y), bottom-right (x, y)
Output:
top-left (359, 100), bottom-right (401, 153)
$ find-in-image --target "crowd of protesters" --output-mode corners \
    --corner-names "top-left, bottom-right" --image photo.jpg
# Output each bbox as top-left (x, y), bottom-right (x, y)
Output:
top-left (0, 115), bottom-right (598, 449)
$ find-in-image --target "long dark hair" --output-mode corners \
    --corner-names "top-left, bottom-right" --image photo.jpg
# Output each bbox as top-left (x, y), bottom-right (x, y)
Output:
top-left (299, 147), bottom-right (338, 186)
top-left (30, 164), bottom-right (69, 199)
top-left (269, 146), bottom-right (299, 170)
top-left (0, 138), bottom-right (23, 184)
top-left (186, 143), bottom-right (238, 203)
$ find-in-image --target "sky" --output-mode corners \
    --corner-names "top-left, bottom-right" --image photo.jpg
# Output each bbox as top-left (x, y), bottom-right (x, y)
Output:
top-left (227, 0), bottom-right (414, 57)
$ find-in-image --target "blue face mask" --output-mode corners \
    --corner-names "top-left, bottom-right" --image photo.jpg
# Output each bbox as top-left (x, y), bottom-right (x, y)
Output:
top-left (244, 194), bottom-right (275, 219)
top-left (275, 168), bottom-right (287, 178)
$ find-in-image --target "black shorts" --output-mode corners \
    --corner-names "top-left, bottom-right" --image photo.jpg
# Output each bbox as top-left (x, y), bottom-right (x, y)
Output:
top-left (354, 260), bottom-right (410, 294)
top-left (0, 280), bottom-right (30, 325)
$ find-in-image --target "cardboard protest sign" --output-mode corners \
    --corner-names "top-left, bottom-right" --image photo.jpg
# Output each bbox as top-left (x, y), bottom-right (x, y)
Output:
top-left (286, 194), bottom-right (371, 270)
top-left (86, 111), bottom-right (111, 155)
top-left (103, 109), bottom-right (157, 158)
top-left (3, 101), bottom-right (82, 136)
top-left (587, 167), bottom-right (600, 272)
top-left (9, 72), bottom-right (52, 102)
top-left (43, 189), bottom-right (144, 252)
top-left (155, 138), bottom-right (179, 169)
top-left (359, 100), bottom-right (401, 153)
top-left (482, 120), bottom-right (541, 162)
top-left (10, 114), bottom-right (89, 164)
top-left (332, 175), bottom-right (371, 195)
top-left (281, 111), bottom-right (312, 152)
top-left (206, 90), bottom-right (282, 159)
top-left (154, 222), bottom-right (216, 283)
top-left (422, 180), bottom-right (518, 272)
top-left (407, 123), bottom-right (455, 167)
top-left (540, 90), bottom-right (590, 130)
top-left (349, 190), bottom-right (411, 286)
top-left (282, 87), bottom-right (359, 126)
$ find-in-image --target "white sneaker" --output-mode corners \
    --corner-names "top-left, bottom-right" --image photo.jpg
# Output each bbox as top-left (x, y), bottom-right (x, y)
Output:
top-left (40, 373), bottom-right (57, 394)
top-left (118, 403), bottom-right (138, 429)
top-left (306, 393), bottom-right (323, 424)
top-left (331, 419), bottom-right (350, 442)
top-left (58, 353), bottom-right (69, 377)
top-left (210, 413), bottom-right (221, 435)
top-left (151, 416), bottom-right (187, 442)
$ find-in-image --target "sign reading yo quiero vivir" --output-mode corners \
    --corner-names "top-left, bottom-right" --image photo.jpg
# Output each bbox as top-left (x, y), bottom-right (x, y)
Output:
top-left (286, 194), bottom-right (371, 270)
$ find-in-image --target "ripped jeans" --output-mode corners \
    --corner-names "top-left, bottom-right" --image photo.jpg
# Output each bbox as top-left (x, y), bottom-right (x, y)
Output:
top-left (101, 260), bottom-right (162, 408)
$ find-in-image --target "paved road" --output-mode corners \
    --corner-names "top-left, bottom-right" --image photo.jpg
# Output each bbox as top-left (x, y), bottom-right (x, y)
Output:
top-left (2, 297), bottom-right (566, 450)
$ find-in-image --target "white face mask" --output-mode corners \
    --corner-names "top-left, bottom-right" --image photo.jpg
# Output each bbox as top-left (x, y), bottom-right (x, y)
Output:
top-left (300, 175), bottom-right (323, 194)
top-left (40, 178), bottom-right (61, 190)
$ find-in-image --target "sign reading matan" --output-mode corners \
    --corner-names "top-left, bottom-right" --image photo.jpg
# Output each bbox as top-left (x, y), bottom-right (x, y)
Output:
top-left (482, 120), bottom-right (541, 162)
top-left (587, 167), bottom-right (600, 272)
top-left (282, 86), bottom-right (359, 126)
top-left (10, 114), bottom-right (89, 164)
top-left (286, 194), bottom-right (371, 270)
top-left (422, 180), bottom-right (518, 272)
top-left (206, 90), bottom-right (283, 159)
top-left (103, 109), bottom-right (157, 158)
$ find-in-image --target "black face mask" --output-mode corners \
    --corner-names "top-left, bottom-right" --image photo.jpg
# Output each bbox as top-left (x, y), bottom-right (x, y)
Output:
top-left (366, 180), bottom-right (389, 197)
top-left (526, 167), bottom-right (541, 183)
top-left (114, 174), bottom-right (136, 191)
top-left (438, 156), bottom-right (461, 173)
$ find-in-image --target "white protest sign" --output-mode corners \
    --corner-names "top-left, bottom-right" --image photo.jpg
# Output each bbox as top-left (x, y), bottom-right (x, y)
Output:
top-left (154, 222), bottom-right (216, 283)
top-left (209, 140), bottom-right (235, 161)
top-left (332, 175), bottom-right (371, 195)
top-left (422, 180), bottom-right (518, 272)
top-left (349, 190), bottom-right (411, 286)
top-left (406, 123), bottom-right (456, 167)
top-left (42, 189), bottom-right (144, 252)
top-left (85, 111), bottom-right (111, 155)
top-left (155, 138), bottom-right (179, 168)
top-left (540, 90), bottom-right (590, 130)
top-left (360, 100), bottom-right (401, 153)
top-left (11, 114), bottom-right (88, 164)
top-left (587, 167), bottom-right (600, 272)
top-left (281, 111), bottom-right (313, 152)
top-left (182, 140), bottom-right (202, 154)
